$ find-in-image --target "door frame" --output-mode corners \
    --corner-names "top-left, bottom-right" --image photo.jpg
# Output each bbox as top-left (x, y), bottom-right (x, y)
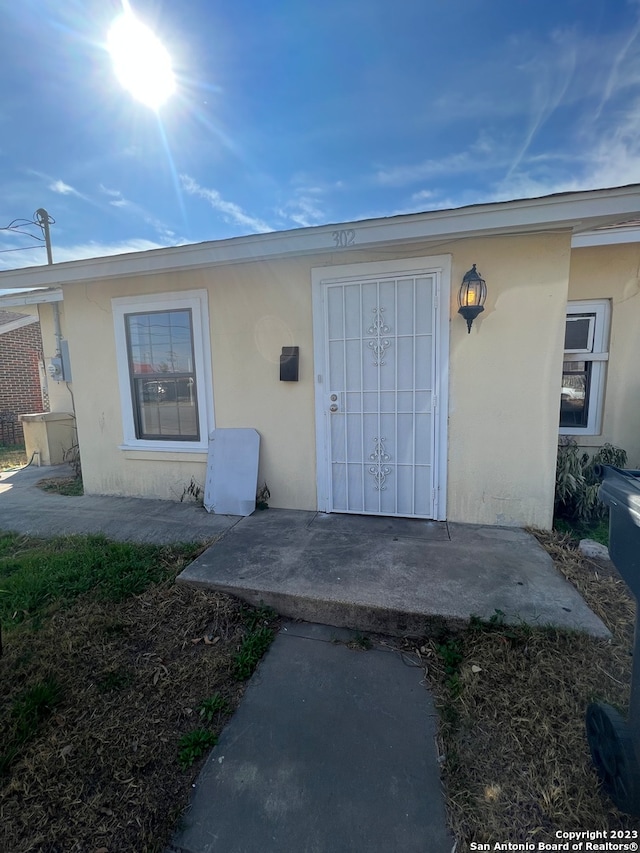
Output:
top-left (311, 254), bottom-right (451, 520)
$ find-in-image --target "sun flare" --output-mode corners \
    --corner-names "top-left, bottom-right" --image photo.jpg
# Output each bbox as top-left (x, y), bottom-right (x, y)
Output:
top-left (107, 9), bottom-right (175, 110)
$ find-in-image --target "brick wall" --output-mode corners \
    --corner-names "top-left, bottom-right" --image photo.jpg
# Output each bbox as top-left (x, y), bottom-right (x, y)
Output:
top-left (0, 322), bottom-right (45, 445)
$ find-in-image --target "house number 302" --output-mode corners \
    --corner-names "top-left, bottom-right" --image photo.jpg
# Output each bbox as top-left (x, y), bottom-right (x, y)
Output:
top-left (331, 229), bottom-right (356, 248)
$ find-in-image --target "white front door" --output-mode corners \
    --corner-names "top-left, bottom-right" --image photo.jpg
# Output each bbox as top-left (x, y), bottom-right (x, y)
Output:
top-left (313, 256), bottom-right (450, 519)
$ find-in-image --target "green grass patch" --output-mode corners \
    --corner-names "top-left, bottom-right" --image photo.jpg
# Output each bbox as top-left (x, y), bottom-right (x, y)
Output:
top-left (554, 516), bottom-right (610, 546)
top-left (233, 624), bottom-right (274, 679)
top-left (436, 636), bottom-right (465, 697)
top-left (436, 637), bottom-right (464, 674)
top-left (587, 518), bottom-right (610, 546)
top-left (0, 532), bottom-right (200, 629)
top-left (231, 606), bottom-right (277, 680)
top-left (177, 729), bottom-right (218, 770)
top-left (197, 692), bottom-right (229, 722)
top-left (243, 603), bottom-right (276, 632)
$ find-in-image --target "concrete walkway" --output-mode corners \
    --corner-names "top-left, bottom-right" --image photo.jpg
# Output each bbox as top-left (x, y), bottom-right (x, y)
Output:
top-left (0, 463), bottom-right (237, 543)
top-left (166, 622), bottom-right (454, 853)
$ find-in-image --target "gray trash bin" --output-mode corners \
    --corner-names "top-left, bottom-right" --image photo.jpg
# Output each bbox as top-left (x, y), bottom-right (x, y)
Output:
top-left (586, 465), bottom-right (640, 815)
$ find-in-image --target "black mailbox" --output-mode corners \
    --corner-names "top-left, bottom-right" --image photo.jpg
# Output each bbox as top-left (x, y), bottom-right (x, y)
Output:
top-left (280, 346), bottom-right (299, 382)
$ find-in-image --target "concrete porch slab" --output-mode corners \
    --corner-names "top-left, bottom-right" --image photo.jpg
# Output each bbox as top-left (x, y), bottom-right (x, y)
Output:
top-left (177, 509), bottom-right (610, 638)
top-left (309, 511), bottom-right (450, 540)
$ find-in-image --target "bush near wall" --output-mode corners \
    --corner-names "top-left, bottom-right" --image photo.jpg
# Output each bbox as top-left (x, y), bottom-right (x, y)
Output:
top-left (554, 438), bottom-right (627, 527)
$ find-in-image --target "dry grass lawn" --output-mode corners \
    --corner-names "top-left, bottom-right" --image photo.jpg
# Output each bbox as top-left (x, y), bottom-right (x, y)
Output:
top-left (0, 444), bottom-right (27, 471)
top-left (2, 520), bottom-right (639, 850)
top-left (421, 530), bottom-right (640, 848)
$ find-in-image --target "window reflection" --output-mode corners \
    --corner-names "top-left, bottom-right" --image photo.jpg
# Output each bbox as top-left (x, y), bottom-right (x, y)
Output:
top-left (560, 361), bottom-right (589, 428)
top-left (125, 310), bottom-right (199, 440)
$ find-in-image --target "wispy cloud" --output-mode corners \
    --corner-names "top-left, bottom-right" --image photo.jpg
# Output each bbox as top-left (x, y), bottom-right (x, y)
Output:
top-left (495, 93), bottom-right (640, 201)
top-left (98, 185), bottom-right (178, 242)
top-left (180, 175), bottom-right (273, 234)
top-left (595, 14), bottom-right (640, 118)
top-left (370, 11), bottom-right (640, 210)
top-left (375, 135), bottom-right (508, 187)
top-left (0, 238), bottom-right (170, 272)
top-left (506, 28), bottom-right (578, 178)
top-left (411, 189), bottom-right (435, 203)
top-left (421, 19), bottom-right (640, 194)
top-left (49, 179), bottom-right (83, 197)
top-left (588, 107), bottom-right (640, 187)
top-left (369, 81), bottom-right (640, 215)
top-left (24, 169), bottom-right (91, 205)
top-left (353, 192), bottom-right (482, 223)
top-left (375, 153), bottom-right (469, 187)
top-left (99, 184), bottom-right (128, 208)
top-left (276, 186), bottom-right (329, 228)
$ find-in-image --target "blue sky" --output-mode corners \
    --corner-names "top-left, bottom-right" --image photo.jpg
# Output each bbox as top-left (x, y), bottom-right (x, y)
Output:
top-left (1, 0), bottom-right (640, 271)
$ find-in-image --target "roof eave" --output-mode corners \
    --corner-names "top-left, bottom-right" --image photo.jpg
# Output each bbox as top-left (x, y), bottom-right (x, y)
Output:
top-left (0, 288), bottom-right (64, 306)
top-left (0, 313), bottom-right (39, 334)
top-left (571, 224), bottom-right (640, 248)
top-left (1, 184), bottom-right (640, 289)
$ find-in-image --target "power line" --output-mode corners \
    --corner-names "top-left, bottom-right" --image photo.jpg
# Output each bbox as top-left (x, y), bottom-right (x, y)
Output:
top-left (0, 217), bottom-right (45, 241)
top-left (0, 209), bottom-right (54, 263)
top-left (0, 244), bottom-right (44, 255)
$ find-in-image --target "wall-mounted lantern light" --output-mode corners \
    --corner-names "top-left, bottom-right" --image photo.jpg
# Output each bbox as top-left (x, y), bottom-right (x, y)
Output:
top-left (458, 264), bottom-right (487, 333)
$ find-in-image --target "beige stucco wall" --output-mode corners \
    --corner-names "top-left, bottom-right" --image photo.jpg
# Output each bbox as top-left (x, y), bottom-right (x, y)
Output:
top-left (61, 261), bottom-right (318, 507)
top-left (61, 232), bottom-right (571, 528)
top-left (37, 301), bottom-right (75, 416)
top-left (445, 232), bottom-right (571, 528)
top-left (568, 243), bottom-right (640, 466)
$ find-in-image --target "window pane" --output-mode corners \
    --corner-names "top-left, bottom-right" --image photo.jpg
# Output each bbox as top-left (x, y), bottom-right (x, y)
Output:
top-left (134, 378), bottom-right (199, 439)
top-left (560, 363), bottom-right (590, 428)
top-left (127, 314), bottom-right (153, 374)
top-left (126, 310), bottom-right (194, 374)
top-left (126, 309), bottom-right (199, 441)
top-left (166, 312), bottom-right (194, 373)
top-left (564, 316), bottom-right (594, 351)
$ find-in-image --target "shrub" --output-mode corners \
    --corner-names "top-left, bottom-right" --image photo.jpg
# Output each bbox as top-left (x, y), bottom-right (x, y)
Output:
top-left (555, 439), bottom-right (627, 525)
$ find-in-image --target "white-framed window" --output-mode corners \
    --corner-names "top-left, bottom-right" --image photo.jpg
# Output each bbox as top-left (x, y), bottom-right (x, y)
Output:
top-left (112, 290), bottom-right (214, 451)
top-left (559, 299), bottom-right (610, 436)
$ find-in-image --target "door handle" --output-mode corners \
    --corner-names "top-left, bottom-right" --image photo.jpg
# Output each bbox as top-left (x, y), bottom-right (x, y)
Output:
top-left (329, 404), bottom-right (338, 413)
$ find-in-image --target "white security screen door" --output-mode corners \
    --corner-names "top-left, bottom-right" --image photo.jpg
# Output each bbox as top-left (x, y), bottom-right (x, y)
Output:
top-left (313, 259), bottom-right (449, 519)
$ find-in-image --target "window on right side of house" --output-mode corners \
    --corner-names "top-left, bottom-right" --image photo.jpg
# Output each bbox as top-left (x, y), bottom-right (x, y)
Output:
top-left (559, 299), bottom-right (610, 436)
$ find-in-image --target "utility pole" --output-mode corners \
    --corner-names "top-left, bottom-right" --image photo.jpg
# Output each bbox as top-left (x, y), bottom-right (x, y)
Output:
top-left (34, 208), bottom-right (54, 264)
top-left (0, 209), bottom-right (54, 263)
